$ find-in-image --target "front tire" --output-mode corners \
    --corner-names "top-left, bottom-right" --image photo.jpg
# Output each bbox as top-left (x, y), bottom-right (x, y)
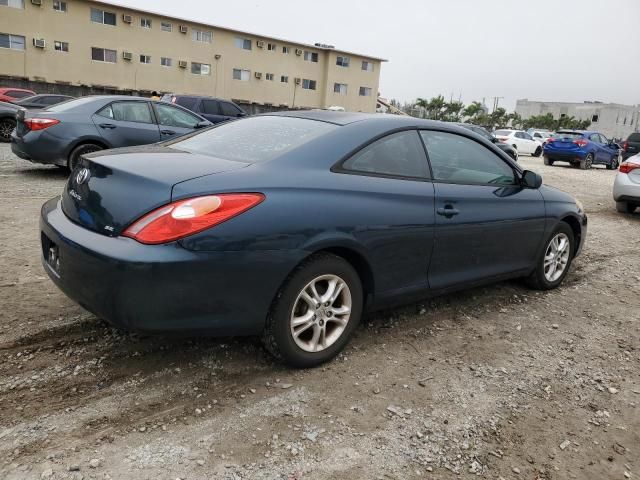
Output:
top-left (526, 223), bottom-right (575, 290)
top-left (263, 253), bottom-right (363, 368)
top-left (580, 153), bottom-right (594, 170)
top-left (67, 143), bottom-right (103, 171)
top-left (0, 118), bottom-right (16, 142)
top-left (544, 156), bottom-right (554, 166)
top-left (616, 201), bottom-right (637, 214)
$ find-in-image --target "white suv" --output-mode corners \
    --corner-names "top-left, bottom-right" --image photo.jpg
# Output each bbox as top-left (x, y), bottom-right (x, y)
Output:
top-left (613, 154), bottom-right (640, 214)
top-left (494, 129), bottom-right (544, 156)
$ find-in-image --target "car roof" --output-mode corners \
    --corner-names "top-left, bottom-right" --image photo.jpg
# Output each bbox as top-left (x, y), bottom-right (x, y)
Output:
top-left (165, 94), bottom-right (232, 101)
top-left (265, 110), bottom-right (468, 128)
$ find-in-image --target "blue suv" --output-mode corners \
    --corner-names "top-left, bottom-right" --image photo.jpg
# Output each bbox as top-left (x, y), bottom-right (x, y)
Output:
top-left (543, 130), bottom-right (620, 170)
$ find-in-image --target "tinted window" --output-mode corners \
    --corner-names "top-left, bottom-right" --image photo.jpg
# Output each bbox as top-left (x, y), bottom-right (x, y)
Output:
top-left (153, 103), bottom-right (201, 128)
top-left (420, 130), bottom-right (516, 185)
top-left (468, 126), bottom-right (492, 141)
top-left (628, 133), bottom-right (640, 142)
top-left (201, 99), bottom-right (220, 115)
top-left (8, 90), bottom-right (32, 99)
top-left (554, 131), bottom-right (583, 140)
top-left (220, 102), bottom-right (241, 116)
top-left (523, 132), bottom-right (533, 140)
top-left (98, 102), bottom-right (153, 123)
top-left (342, 131), bottom-right (429, 179)
top-left (174, 96), bottom-right (199, 111)
top-left (42, 96), bottom-right (65, 105)
top-left (169, 116), bottom-right (336, 163)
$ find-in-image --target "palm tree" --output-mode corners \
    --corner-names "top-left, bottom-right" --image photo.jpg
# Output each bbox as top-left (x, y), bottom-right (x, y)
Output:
top-left (463, 101), bottom-right (484, 121)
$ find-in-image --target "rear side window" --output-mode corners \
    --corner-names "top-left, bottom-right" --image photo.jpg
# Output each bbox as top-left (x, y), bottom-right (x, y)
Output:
top-left (220, 102), bottom-right (242, 116)
top-left (628, 133), bottom-right (640, 142)
top-left (201, 99), bottom-right (221, 115)
top-left (420, 130), bottom-right (516, 186)
top-left (169, 116), bottom-right (336, 163)
top-left (342, 130), bottom-right (429, 179)
top-left (97, 102), bottom-right (153, 123)
top-left (174, 96), bottom-right (199, 111)
top-left (8, 90), bottom-right (33, 99)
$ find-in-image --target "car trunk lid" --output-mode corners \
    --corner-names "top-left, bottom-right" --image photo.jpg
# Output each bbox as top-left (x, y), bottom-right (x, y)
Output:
top-left (61, 145), bottom-right (249, 237)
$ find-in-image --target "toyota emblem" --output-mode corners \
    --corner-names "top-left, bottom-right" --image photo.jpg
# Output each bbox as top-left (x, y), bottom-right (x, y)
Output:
top-left (75, 168), bottom-right (90, 185)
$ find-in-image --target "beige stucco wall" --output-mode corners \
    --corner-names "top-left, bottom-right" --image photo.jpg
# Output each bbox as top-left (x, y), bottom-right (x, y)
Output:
top-left (0, 0), bottom-right (383, 112)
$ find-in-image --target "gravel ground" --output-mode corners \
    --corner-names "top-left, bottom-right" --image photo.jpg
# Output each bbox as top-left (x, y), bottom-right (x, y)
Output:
top-left (0, 144), bottom-right (638, 480)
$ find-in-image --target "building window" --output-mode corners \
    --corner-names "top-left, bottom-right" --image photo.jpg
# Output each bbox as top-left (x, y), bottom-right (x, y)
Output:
top-left (52, 0), bottom-right (67, 12)
top-left (302, 79), bottom-right (316, 90)
top-left (267, 43), bottom-right (276, 51)
top-left (54, 40), bottom-right (69, 52)
top-left (140, 54), bottom-right (151, 64)
top-left (282, 46), bottom-right (289, 54)
top-left (91, 47), bottom-right (117, 63)
top-left (0, 0), bottom-right (24, 9)
top-left (0, 33), bottom-right (25, 50)
top-left (280, 75), bottom-right (288, 83)
top-left (336, 56), bottom-right (350, 67)
top-left (160, 57), bottom-right (172, 67)
top-left (90, 8), bottom-right (116, 25)
top-left (265, 73), bottom-right (274, 81)
top-left (334, 83), bottom-right (348, 95)
top-left (359, 86), bottom-right (372, 97)
top-left (140, 18), bottom-right (151, 29)
top-left (161, 22), bottom-right (172, 32)
top-left (591, 114), bottom-right (599, 123)
top-left (191, 62), bottom-right (210, 75)
top-left (235, 37), bottom-right (251, 50)
top-left (304, 51), bottom-right (318, 63)
top-left (233, 68), bottom-right (250, 81)
top-left (192, 29), bottom-right (212, 43)
top-left (362, 61), bottom-right (374, 72)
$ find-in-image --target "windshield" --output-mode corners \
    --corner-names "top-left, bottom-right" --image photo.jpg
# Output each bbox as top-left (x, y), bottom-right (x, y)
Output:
top-left (45, 97), bottom-right (99, 112)
top-left (553, 131), bottom-right (583, 140)
top-left (169, 116), bottom-right (337, 163)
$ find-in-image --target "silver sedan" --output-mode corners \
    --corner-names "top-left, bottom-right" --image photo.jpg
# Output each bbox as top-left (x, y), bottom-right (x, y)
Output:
top-left (613, 154), bottom-right (640, 214)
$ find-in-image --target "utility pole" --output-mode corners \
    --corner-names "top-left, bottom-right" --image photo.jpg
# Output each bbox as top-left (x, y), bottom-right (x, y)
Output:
top-left (492, 96), bottom-right (504, 112)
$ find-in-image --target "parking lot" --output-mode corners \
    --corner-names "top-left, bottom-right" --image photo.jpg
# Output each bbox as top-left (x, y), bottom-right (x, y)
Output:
top-left (0, 144), bottom-right (638, 479)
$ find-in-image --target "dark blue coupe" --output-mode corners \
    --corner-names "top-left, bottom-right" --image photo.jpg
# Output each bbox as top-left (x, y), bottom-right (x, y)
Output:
top-left (40, 111), bottom-right (587, 367)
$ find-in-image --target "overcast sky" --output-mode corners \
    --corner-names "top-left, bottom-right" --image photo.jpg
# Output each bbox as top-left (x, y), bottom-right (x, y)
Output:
top-left (119, 0), bottom-right (639, 111)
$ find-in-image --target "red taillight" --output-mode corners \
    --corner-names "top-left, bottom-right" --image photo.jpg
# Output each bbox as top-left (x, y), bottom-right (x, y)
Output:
top-left (24, 118), bottom-right (60, 131)
top-left (620, 161), bottom-right (640, 174)
top-left (496, 137), bottom-right (508, 143)
top-left (573, 139), bottom-right (588, 148)
top-left (622, 141), bottom-right (628, 152)
top-left (123, 193), bottom-right (265, 244)
top-left (547, 137), bottom-right (555, 143)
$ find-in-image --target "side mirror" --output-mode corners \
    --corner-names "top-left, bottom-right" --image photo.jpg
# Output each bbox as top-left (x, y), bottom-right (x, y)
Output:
top-left (195, 120), bottom-right (212, 129)
top-left (521, 170), bottom-right (542, 189)
top-left (237, 112), bottom-right (247, 117)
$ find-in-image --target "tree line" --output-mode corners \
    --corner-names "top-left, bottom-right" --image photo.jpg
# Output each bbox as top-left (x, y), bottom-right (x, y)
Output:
top-left (388, 95), bottom-right (592, 131)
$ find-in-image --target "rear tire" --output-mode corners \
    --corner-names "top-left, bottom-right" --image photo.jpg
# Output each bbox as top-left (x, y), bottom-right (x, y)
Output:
top-left (606, 155), bottom-right (619, 170)
top-left (533, 146), bottom-right (543, 157)
top-left (543, 156), bottom-right (554, 166)
top-left (262, 253), bottom-right (363, 368)
top-left (526, 223), bottom-right (575, 290)
top-left (580, 153), bottom-right (593, 170)
top-left (0, 118), bottom-right (16, 142)
top-left (616, 201), bottom-right (637, 214)
top-left (67, 143), bottom-right (103, 171)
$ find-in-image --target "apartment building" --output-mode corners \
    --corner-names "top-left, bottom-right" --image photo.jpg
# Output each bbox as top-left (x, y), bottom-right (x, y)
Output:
top-left (0, 0), bottom-right (386, 112)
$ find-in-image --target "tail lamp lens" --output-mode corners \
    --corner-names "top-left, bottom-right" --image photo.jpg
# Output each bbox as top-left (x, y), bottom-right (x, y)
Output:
top-left (573, 139), bottom-right (588, 148)
top-left (24, 118), bottom-right (60, 131)
top-left (619, 161), bottom-right (640, 174)
top-left (123, 193), bottom-right (265, 244)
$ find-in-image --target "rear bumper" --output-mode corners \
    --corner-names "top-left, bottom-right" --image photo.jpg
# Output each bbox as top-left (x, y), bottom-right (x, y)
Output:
top-left (11, 130), bottom-right (67, 166)
top-left (613, 173), bottom-right (640, 203)
top-left (40, 197), bottom-right (305, 335)
top-left (543, 150), bottom-right (586, 162)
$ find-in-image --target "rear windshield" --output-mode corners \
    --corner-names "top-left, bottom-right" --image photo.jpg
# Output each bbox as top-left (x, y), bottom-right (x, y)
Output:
top-left (45, 97), bottom-right (97, 112)
top-left (628, 133), bottom-right (640, 142)
top-left (169, 116), bottom-right (337, 163)
top-left (494, 130), bottom-right (512, 136)
top-left (553, 131), bottom-right (583, 140)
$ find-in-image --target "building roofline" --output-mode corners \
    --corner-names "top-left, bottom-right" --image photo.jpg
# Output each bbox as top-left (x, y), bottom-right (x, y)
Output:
top-left (516, 99), bottom-right (639, 108)
top-left (90, 0), bottom-right (388, 62)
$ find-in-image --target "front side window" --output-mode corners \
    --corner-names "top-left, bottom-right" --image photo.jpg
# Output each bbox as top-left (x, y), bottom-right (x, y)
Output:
top-left (192, 29), bottom-right (212, 43)
top-left (91, 47), bottom-right (116, 63)
top-left (0, 33), bottom-right (26, 50)
top-left (97, 102), bottom-right (153, 124)
top-left (336, 56), bottom-right (350, 67)
top-left (334, 83), bottom-right (347, 95)
top-left (304, 51), bottom-right (318, 62)
top-left (140, 18), bottom-right (151, 28)
top-left (161, 22), bottom-right (172, 32)
top-left (54, 40), bottom-right (69, 52)
top-left (153, 103), bottom-right (201, 129)
top-left (0, 0), bottom-right (24, 9)
top-left (52, 0), bottom-right (67, 12)
top-left (420, 130), bottom-right (516, 185)
top-left (359, 86), bottom-right (372, 97)
top-left (170, 116), bottom-right (337, 163)
top-left (342, 130), bottom-right (429, 179)
top-left (233, 68), bottom-right (250, 81)
top-left (234, 37), bottom-right (251, 50)
top-left (90, 8), bottom-right (116, 25)
top-left (302, 79), bottom-right (316, 90)
top-left (191, 62), bottom-right (210, 75)
top-left (362, 61), bottom-right (374, 72)
top-left (139, 54), bottom-right (151, 64)
top-left (201, 99), bottom-right (220, 115)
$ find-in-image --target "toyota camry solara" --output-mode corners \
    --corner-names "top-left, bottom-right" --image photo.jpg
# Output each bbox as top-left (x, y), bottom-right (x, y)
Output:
top-left (40, 111), bottom-right (587, 367)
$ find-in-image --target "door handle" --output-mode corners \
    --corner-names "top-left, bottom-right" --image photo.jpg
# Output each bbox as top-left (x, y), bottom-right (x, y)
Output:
top-left (99, 123), bottom-right (116, 129)
top-left (160, 129), bottom-right (176, 135)
top-left (436, 205), bottom-right (460, 218)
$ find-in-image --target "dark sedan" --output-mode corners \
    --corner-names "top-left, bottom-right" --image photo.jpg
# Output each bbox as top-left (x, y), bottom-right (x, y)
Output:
top-left (456, 122), bottom-right (518, 161)
top-left (11, 94), bottom-right (75, 109)
top-left (40, 112), bottom-right (587, 367)
top-left (11, 96), bottom-right (211, 169)
top-left (0, 100), bottom-right (22, 142)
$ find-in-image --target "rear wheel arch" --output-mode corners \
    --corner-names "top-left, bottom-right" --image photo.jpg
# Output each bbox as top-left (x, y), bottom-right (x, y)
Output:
top-left (66, 139), bottom-right (109, 170)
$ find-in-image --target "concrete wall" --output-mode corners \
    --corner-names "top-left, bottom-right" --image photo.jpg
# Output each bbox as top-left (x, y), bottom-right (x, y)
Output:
top-left (0, 0), bottom-right (384, 112)
top-left (516, 99), bottom-right (640, 140)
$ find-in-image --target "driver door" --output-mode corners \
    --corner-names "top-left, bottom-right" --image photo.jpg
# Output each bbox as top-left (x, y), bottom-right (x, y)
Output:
top-left (420, 130), bottom-right (546, 290)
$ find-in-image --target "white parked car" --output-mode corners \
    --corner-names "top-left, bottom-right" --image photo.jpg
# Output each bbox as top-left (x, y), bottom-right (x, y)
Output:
top-left (613, 154), bottom-right (640, 214)
top-left (529, 130), bottom-right (554, 146)
top-left (494, 129), bottom-right (544, 156)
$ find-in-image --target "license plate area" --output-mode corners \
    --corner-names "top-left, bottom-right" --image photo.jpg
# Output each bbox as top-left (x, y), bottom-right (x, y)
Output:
top-left (41, 232), bottom-right (60, 276)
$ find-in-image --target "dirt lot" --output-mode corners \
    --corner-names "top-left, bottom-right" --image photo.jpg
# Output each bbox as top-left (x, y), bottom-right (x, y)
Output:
top-left (0, 144), bottom-right (638, 480)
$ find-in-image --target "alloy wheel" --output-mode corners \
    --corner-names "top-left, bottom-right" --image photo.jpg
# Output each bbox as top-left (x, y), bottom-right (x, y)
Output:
top-left (289, 274), bottom-right (352, 353)
top-left (543, 233), bottom-right (571, 282)
top-left (0, 119), bottom-right (16, 141)
top-left (585, 155), bottom-right (593, 169)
